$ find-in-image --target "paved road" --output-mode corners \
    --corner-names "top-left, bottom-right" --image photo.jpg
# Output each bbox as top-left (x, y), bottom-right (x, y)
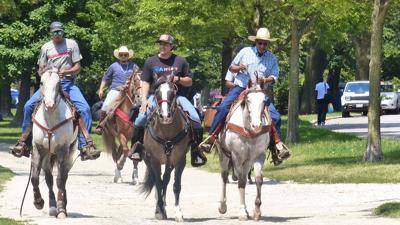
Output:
top-left (0, 143), bottom-right (399, 225)
top-left (324, 114), bottom-right (400, 139)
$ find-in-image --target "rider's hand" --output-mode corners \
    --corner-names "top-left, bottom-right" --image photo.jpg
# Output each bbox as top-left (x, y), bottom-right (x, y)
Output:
top-left (256, 76), bottom-right (265, 85)
top-left (58, 69), bottom-right (66, 79)
top-left (98, 89), bottom-right (104, 99)
top-left (173, 76), bottom-right (180, 83)
top-left (139, 100), bottom-right (149, 113)
top-left (238, 64), bottom-right (247, 72)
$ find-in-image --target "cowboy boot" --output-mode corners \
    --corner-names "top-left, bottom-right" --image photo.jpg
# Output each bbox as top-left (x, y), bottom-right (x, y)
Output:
top-left (128, 127), bottom-right (144, 161)
top-left (268, 123), bottom-right (290, 166)
top-left (93, 111), bottom-right (107, 135)
top-left (191, 127), bottom-right (207, 167)
top-left (80, 141), bottom-right (101, 161)
top-left (198, 123), bottom-right (223, 153)
top-left (9, 124), bottom-right (32, 158)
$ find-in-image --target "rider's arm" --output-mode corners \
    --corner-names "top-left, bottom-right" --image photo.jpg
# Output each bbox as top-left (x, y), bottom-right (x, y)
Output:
top-left (174, 76), bottom-right (192, 87)
top-left (59, 62), bottom-right (81, 77)
top-left (141, 81), bottom-right (150, 103)
top-left (225, 80), bottom-right (234, 89)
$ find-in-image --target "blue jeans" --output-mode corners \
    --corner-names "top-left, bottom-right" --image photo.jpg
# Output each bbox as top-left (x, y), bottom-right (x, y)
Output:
top-left (209, 85), bottom-right (281, 135)
top-left (134, 95), bottom-right (202, 129)
top-left (22, 79), bottom-right (92, 149)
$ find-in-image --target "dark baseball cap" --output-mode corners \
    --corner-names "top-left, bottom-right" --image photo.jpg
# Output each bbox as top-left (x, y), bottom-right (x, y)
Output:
top-left (156, 34), bottom-right (174, 44)
top-left (50, 21), bottom-right (64, 32)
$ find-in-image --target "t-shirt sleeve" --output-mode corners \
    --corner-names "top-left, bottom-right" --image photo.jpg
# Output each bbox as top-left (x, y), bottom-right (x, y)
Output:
top-left (140, 58), bottom-right (153, 83)
top-left (102, 64), bottom-right (113, 81)
top-left (327, 83), bottom-right (330, 89)
top-left (315, 84), bottom-right (318, 91)
top-left (37, 45), bottom-right (48, 67)
top-left (180, 57), bottom-right (190, 77)
top-left (71, 40), bottom-right (83, 63)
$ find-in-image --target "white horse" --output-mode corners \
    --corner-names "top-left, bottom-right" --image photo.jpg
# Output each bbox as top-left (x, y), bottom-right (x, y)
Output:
top-left (217, 85), bottom-right (270, 221)
top-left (30, 69), bottom-right (78, 218)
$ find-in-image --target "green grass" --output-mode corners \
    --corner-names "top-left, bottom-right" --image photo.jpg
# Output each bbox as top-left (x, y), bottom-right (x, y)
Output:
top-left (201, 113), bottom-right (400, 183)
top-left (374, 202), bottom-right (400, 218)
top-left (0, 218), bottom-right (28, 225)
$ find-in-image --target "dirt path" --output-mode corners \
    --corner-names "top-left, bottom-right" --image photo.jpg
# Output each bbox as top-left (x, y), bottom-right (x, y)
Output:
top-left (0, 143), bottom-right (399, 225)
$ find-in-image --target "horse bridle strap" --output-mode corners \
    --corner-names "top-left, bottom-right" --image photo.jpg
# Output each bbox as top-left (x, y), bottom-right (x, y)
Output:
top-left (226, 122), bottom-right (270, 139)
top-left (147, 122), bottom-right (189, 156)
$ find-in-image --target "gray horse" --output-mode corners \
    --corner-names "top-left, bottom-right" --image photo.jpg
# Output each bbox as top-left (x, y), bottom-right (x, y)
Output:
top-left (140, 76), bottom-right (191, 222)
top-left (217, 85), bottom-right (270, 221)
top-left (31, 70), bottom-right (78, 218)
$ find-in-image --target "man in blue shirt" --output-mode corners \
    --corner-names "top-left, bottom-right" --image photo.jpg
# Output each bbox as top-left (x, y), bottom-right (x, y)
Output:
top-left (200, 28), bottom-right (290, 165)
top-left (94, 46), bottom-right (140, 134)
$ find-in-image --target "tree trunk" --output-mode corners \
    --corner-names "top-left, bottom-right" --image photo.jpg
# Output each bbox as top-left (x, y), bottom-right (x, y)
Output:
top-left (364, 0), bottom-right (391, 162)
top-left (13, 71), bottom-right (31, 125)
top-left (221, 39), bottom-right (233, 95)
top-left (285, 20), bottom-right (300, 144)
top-left (353, 32), bottom-right (371, 80)
top-left (0, 82), bottom-right (12, 117)
top-left (327, 64), bottom-right (342, 111)
top-left (300, 39), bottom-right (328, 114)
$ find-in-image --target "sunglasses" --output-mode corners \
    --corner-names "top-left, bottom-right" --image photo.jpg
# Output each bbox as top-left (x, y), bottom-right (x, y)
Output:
top-left (51, 31), bottom-right (64, 37)
top-left (119, 53), bottom-right (129, 57)
top-left (256, 42), bottom-right (268, 46)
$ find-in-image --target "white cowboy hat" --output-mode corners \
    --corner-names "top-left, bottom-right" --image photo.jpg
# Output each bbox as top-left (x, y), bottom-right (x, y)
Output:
top-left (248, 28), bottom-right (277, 42)
top-left (113, 46), bottom-right (134, 59)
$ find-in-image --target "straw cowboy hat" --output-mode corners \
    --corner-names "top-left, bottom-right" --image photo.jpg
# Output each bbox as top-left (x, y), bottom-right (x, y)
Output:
top-left (113, 46), bottom-right (134, 59)
top-left (248, 28), bottom-right (277, 42)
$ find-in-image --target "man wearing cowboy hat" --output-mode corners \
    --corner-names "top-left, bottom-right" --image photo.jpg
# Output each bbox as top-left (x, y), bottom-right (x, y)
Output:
top-left (9, 21), bottom-right (101, 161)
top-left (128, 34), bottom-right (207, 167)
top-left (94, 46), bottom-right (140, 135)
top-left (199, 28), bottom-right (290, 165)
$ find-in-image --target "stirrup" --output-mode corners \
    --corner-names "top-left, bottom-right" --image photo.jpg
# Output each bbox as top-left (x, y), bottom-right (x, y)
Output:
top-left (191, 149), bottom-right (207, 167)
top-left (128, 142), bottom-right (142, 161)
top-left (9, 142), bottom-right (31, 158)
top-left (276, 142), bottom-right (291, 160)
top-left (198, 135), bottom-right (216, 153)
top-left (80, 144), bottom-right (101, 161)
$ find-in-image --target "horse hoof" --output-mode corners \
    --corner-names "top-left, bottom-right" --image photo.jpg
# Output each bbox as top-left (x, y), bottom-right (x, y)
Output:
top-left (239, 215), bottom-right (249, 221)
top-left (49, 207), bottom-right (57, 217)
top-left (131, 178), bottom-right (139, 185)
top-left (253, 210), bottom-right (261, 221)
top-left (219, 202), bottom-right (227, 214)
top-left (34, 198), bottom-right (44, 210)
top-left (175, 216), bottom-right (184, 222)
top-left (155, 212), bottom-right (167, 220)
top-left (57, 209), bottom-right (67, 219)
top-left (114, 168), bottom-right (121, 183)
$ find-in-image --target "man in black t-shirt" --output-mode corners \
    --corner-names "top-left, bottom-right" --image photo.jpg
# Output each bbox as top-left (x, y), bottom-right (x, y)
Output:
top-left (129, 34), bottom-right (206, 167)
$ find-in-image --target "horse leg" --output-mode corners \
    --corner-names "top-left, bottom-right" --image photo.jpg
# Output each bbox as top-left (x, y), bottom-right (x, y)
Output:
top-left (31, 147), bottom-right (44, 210)
top-left (116, 133), bottom-right (129, 170)
top-left (248, 168), bottom-right (253, 184)
top-left (219, 152), bottom-right (230, 214)
top-left (162, 165), bottom-right (173, 205)
top-left (114, 145), bottom-right (123, 183)
top-left (56, 160), bottom-right (69, 219)
top-left (152, 162), bottom-right (167, 220)
top-left (173, 160), bottom-right (185, 222)
top-left (131, 160), bottom-right (139, 185)
top-left (238, 170), bottom-right (249, 221)
top-left (253, 154), bottom-right (265, 221)
top-left (44, 167), bottom-right (57, 217)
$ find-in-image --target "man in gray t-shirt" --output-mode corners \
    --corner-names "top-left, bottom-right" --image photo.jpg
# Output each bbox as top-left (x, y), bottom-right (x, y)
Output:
top-left (10, 21), bottom-right (101, 161)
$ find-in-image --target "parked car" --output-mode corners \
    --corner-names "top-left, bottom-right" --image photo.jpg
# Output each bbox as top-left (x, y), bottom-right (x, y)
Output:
top-left (341, 81), bottom-right (369, 117)
top-left (341, 81), bottom-right (400, 117)
top-left (380, 82), bottom-right (400, 113)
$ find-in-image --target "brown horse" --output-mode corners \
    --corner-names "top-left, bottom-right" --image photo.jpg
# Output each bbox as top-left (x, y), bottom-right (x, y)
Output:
top-left (101, 71), bottom-right (142, 184)
top-left (140, 76), bottom-right (191, 222)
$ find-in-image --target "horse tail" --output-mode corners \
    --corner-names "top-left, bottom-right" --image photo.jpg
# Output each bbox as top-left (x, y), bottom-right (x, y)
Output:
top-left (102, 123), bottom-right (117, 154)
top-left (140, 167), bottom-right (155, 198)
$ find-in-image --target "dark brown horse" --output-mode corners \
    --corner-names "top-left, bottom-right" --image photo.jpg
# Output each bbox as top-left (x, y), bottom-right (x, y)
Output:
top-left (140, 76), bottom-right (191, 222)
top-left (101, 71), bottom-right (142, 184)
